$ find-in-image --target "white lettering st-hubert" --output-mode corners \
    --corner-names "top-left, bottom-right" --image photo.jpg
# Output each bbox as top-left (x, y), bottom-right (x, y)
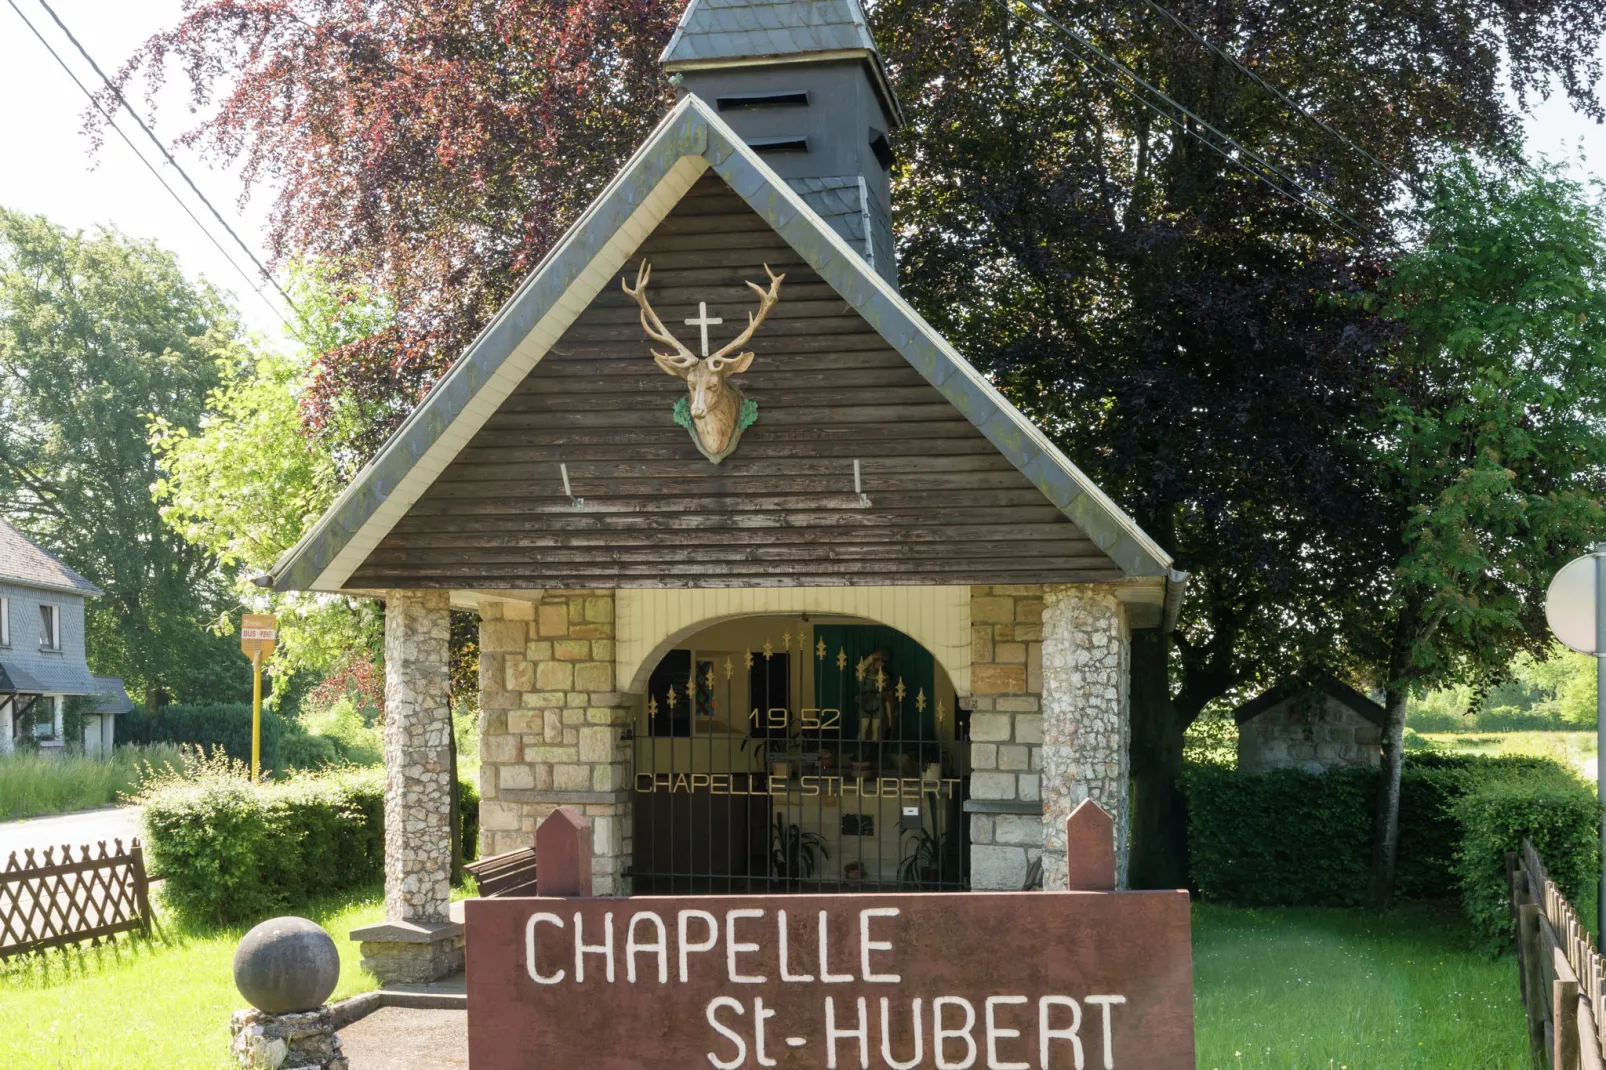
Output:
top-left (521, 906), bottom-right (1129, 1070)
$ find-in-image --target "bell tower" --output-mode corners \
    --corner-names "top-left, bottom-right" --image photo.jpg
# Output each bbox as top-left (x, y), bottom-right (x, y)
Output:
top-left (662, 0), bottom-right (903, 289)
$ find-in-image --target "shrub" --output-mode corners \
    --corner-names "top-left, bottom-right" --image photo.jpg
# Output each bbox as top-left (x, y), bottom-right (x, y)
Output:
top-left (140, 758), bottom-right (384, 925)
top-left (459, 777), bottom-right (480, 865)
top-left (1456, 767), bottom-right (1598, 948)
top-left (140, 753), bottom-right (484, 925)
top-left (278, 731), bottom-right (341, 770)
top-left (117, 704), bottom-right (285, 770)
top-left (298, 695), bottom-right (382, 766)
top-left (1186, 754), bottom-right (1593, 936)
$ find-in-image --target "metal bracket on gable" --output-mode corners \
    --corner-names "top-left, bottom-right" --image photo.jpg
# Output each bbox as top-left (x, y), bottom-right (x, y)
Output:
top-left (559, 463), bottom-right (585, 510)
top-left (854, 459), bottom-right (872, 508)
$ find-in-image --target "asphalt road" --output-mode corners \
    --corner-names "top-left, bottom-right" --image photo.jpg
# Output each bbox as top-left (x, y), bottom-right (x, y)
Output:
top-left (0, 805), bottom-right (143, 865)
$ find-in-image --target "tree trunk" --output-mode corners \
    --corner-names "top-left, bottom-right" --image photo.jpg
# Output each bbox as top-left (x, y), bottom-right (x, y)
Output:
top-left (1126, 630), bottom-right (1191, 889)
top-left (1368, 687), bottom-right (1408, 905)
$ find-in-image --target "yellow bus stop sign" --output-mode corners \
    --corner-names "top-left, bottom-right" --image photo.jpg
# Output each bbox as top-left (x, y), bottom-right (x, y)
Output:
top-left (242, 613), bottom-right (277, 781)
top-left (241, 614), bottom-right (277, 660)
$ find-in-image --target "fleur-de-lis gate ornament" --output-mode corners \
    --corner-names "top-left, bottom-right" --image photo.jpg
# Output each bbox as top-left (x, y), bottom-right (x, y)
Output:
top-left (622, 260), bottom-right (784, 463)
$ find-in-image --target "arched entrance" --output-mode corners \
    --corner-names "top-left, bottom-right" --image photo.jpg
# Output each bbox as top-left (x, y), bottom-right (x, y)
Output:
top-left (631, 613), bottom-right (970, 894)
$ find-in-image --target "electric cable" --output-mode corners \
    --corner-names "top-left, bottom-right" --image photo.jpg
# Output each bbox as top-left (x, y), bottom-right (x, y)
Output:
top-left (1133, 0), bottom-right (1421, 196)
top-left (33, 0), bottom-right (300, 315)
top-left (4, 0), bottom-right (295, 331)
top-left (1007, 0), bottom-right (1389, 247)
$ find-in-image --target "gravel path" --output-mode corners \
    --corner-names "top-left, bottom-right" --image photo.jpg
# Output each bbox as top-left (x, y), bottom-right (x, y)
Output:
top-left (340, 1007), bottom-right (468, 1069)
top-left (0, 805), bottom-right (142, 863)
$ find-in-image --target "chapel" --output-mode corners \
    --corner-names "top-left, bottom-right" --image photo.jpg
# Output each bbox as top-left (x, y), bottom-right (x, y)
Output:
top-left (267, 0), bottom-right (1185, 983)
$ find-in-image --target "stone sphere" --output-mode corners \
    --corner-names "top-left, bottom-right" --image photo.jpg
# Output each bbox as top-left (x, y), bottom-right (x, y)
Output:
top-left (233, 916), bottom-right (340, 1015)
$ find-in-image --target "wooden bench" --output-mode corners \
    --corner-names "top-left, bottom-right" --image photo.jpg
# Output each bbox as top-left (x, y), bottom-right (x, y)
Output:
top-left (464, 847), bottom-right (538, 898)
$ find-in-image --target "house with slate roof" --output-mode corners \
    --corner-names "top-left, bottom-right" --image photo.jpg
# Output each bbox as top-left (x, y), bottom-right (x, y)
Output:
top-left (264, 0), bottom-right (1188, 982)
top-left (0, 519), bottom-right (132, 758)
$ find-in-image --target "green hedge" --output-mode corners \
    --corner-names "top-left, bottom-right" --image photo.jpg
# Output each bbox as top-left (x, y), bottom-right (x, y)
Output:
top-left (117, 704), bottom-right (286, 770)
top-left (142, 769), bottom-right (481, 925)
top-left (1185, 755), bottom-right (1596, 942)
top-left (1456, 769), bottom-right (1598, 947)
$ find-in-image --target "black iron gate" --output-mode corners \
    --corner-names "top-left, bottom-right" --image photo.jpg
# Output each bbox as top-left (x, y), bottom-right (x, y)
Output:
top-left (630, 621), bottom-right (969, 894)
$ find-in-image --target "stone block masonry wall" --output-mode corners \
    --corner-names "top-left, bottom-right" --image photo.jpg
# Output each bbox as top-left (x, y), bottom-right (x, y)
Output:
top-left (966, 585), bottom-right (1045, 891)
top-left (1039, 584), bottom-right (1129, 890)
top-left (477, 591), bottom-right (632, 895)
top-left (1237, 694), bottom-right (1383, 774)
top-left (382, 589), bottom-right (455, 924)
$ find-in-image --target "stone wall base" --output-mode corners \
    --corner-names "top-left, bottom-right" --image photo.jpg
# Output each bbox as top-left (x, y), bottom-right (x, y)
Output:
top-left (230, 1006), bottom-right (347, 1070)
top-left (349, 920), bottom-right (464, 985)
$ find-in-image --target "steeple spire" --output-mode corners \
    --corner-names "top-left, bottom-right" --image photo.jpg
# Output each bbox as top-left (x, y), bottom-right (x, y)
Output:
top-left (662, 0), bottom-right (903, 287)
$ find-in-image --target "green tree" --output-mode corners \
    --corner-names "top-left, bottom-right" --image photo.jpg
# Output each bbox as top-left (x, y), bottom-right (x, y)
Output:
top-left (1360, 157), bottom-right (1606, 899)
top-left (151, 276), bottom-right (383, 698)
top-left (0, 210), bottom-right (244, 705)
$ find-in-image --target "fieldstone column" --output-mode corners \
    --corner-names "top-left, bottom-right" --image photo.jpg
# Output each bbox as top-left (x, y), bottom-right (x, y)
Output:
top-left (350, 589), bottom-right (462, 983)
top-left (1039, 584), bottom-right (1131, 889)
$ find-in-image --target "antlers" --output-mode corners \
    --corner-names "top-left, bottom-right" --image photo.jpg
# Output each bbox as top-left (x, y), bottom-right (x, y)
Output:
top-left (621, 261), bottom-right (697, 370)
top-left (620, 260), bottom-right (786, 371)
top-left (708, 264), bottom-right (786, 369)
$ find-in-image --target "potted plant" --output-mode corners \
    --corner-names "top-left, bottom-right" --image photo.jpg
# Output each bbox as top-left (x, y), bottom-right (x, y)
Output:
top-left (770, 815), bottom-right (827, 887)
top-left (898, 809), bottom-right (945, 888)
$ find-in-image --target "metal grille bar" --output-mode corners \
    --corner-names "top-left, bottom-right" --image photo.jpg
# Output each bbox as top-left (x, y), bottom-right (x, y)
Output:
top-left (631, 619), bottom-right (969, 895)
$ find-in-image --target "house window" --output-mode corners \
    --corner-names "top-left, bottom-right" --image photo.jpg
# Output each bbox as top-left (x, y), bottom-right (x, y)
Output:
top-left (32, 696), bottom-right (57, 739)
top-left (39, 604), bottom-right (60, 651)
top-left (0, 596), bottom-right (9, 646)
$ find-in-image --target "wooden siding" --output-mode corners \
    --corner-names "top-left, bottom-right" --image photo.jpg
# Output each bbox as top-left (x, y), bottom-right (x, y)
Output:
top-left (347, 175), bottom-right (1121, 589)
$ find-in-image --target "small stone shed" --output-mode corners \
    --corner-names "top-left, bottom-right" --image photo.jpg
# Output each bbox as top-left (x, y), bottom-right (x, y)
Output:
top-left (1234, 677), bottom-right (1385, 774)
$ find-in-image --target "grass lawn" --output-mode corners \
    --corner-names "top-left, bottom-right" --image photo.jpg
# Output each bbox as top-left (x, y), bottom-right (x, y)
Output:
top-left (0, 886), bottom-right (385, 1070)
top-left (1, 893), bottom-right (1527, 1068)
top-left (0, 745), bottom-right (187, 821)
top-left (1419, 730), bottom-right (1595, 779)
top-left (1194, 902), bottom-right (1525, 1069)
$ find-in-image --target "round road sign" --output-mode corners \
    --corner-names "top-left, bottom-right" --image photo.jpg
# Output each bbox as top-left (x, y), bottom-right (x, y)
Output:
top-left (1546, 553), bottom-right (1604, 655)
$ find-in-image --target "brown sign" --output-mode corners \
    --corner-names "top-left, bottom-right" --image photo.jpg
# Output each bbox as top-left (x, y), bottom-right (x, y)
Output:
top-left (240, 613), bottom-right (277, 660)
top-left (465, 889), bottom-right (1194, 1069)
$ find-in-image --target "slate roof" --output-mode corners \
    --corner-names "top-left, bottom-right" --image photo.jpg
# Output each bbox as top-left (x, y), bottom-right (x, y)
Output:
top-left (0, 657), bottom-right (99, 697)
top-left (265, 95), bottom-right (1177, 593)
top-left (0, 519), bottom-right (102, 597)
top-left (663, 0), bottom-right (879, 65)
top-left (662, 0), bottom-right (902, 126)
top-left (1233, 676), bottom-right (1387, 728)
top-left (90, 675), bottom-right (134, 715)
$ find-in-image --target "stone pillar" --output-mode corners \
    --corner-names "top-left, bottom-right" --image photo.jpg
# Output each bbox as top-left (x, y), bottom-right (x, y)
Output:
top-left (101, 710), bottom-right (116, 758)
top-left (1039, 584), bottom-right (1130, 890)
top-left (350, 589), bottom-right (462, 983)
top-left (0, 699), bottom-right (12, 756)
top-left (478, 591), bottom-right (632, 894)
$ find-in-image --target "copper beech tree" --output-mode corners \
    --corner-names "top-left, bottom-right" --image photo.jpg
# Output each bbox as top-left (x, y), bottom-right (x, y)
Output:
top-left (112, 0), bottom-right (682, 468)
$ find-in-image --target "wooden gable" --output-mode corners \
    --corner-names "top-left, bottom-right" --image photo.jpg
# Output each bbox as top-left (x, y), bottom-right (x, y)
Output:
top-left (343, 175), bottom-right (1124, 590)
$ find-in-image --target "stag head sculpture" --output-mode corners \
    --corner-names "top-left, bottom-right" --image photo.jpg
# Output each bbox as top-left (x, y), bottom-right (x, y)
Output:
top-left (622, 260), bottom-right (784, 464)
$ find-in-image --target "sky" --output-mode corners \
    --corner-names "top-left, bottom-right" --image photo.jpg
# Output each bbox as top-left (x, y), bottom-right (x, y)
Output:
top-left (1, 1), bottom-right (1605, 344)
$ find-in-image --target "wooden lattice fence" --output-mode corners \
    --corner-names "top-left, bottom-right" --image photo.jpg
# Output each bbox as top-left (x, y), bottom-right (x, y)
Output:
top-left (1510, 839), bottom-right (1606, 1069)
top-left (0, 839), bottom-right (151, 958)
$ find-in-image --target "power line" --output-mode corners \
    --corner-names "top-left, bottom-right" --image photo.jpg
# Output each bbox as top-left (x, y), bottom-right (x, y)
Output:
top-left (1006, 0), bottom-right (1388, 247)
top-left (32, 0), bottom-right (301, 315)
top-left (3, 0), bottom-right (294, 332)
top-left (1012, 0), bottom-right (1379, 243)
top-left (1134, 0), bottom-right (1420, 196)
